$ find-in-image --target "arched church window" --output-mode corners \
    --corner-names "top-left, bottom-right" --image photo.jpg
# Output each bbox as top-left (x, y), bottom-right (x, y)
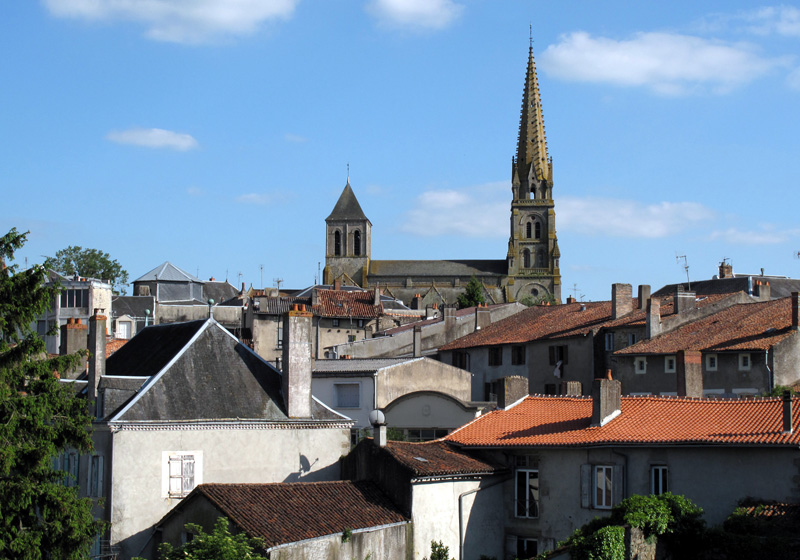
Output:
top-left (354, 231), bottom-right (361, 256)
top-left (526, 222), bottom-right (532, 239)
top-left (538, 250), bottom-right (545, 267)
top-left (334, 231), bottom-right (341, 256)
top-left (534, 221), bottom-right (541, 240)
top-left (523, 249), bottom-right (531, 269)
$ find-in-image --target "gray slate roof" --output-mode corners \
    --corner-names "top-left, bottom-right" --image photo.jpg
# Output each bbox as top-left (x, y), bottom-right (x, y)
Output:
top-left (326, 182), bottom-right (369, 222)
top-left (205, 281), bottom-right (239, 304)
top-left (654, 276), bottom-right (800, 300)
top-left (369, 259), bottom-right (507, 278)
top-left (134, 262), bottom-right (203, 283)
top-left (313, 358), bottom-right (419, 375)
top-left (112, 295), bottom-right (155, 320)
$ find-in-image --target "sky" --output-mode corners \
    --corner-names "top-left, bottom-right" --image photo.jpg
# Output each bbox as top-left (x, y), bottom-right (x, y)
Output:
top-left (3, 1), bottom-right (800, 302)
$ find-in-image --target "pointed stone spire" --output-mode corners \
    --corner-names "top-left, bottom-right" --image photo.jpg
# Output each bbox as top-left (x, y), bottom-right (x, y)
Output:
top-left (326, 180), bottom-right (369, 222)
top-left (515, 44), bottom-right (552, 197)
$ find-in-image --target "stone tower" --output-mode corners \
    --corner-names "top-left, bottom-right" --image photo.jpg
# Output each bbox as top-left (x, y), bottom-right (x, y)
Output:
top-left (506, 43), bottom-right (562, 303)
top-left (323, 179), bottom-right (372, 286)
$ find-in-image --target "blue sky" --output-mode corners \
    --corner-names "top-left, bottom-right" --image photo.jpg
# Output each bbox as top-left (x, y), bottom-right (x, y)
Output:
top-left (3, 1), bottom-right (800, 301)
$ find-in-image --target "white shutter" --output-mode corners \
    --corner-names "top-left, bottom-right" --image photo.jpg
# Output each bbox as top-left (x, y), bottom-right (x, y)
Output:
top-left (183, 456), bottom-right (195, 495)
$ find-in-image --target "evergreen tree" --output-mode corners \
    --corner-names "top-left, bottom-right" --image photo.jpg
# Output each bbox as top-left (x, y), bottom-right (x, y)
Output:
top-left (44, 245), bottom-right (129, 295)
top-left (0, 228), bottom-right (103, 559)
top-left (457, 276), bottom-right (486, 309)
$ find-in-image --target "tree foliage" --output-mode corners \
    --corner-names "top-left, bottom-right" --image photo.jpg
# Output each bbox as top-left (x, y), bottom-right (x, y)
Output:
top-left (457, 276), bottom-right (486, 309)
top-left (0, 228), bottom-right (103, 559)
top-left (156, 517), bottom-right (267, 560)
top-left (44, 245), bottom-right (129, 295)
top-left (423, 540), bottom-right (454, 560)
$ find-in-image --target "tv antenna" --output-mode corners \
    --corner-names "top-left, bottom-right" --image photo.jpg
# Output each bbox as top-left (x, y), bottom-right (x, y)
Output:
top-left (273, 277), bottom-right (283, 291)
top-left (676, 254), bottom-right (691, 290)
top-left (260, 265), bottom-right (264, 289)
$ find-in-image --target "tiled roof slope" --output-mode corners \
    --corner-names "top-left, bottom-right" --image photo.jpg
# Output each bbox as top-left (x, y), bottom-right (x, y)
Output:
top-left (254, 296), bottom-right (312, 315)
top-left (313, 358), bottom-right (414, 374)
top-left (445, 395), bottom-right (800, 447)
top-left (440, 295), bottom-right (731, 351)
top-left (370, 259), bottom-right (507, 277)
top-left (382, 440), bottom-right (504, 477)
top-left (615, 297), bottom-right (796, 355)
top-left (313, 289), bottom-right (382, 318)
top-left (192, 481), bottom-right (407, 548)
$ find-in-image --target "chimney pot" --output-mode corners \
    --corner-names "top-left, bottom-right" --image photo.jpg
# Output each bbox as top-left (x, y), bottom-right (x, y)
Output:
top-left (783, 390), bottom-right (794, 434)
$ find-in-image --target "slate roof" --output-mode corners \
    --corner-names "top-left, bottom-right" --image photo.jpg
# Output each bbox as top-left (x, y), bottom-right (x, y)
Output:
top-left (183, 481), bottom-right (407, 549)
top-left (313, 289), bottom-right (382, 319)
top-left (254, 296), bottom-right (312, 315)
top-left (369, 259), bottom-right (507, 278)
top-left (615, 297), bottom-right (797, 355)
top-left (381, 440), bottom-right (504, 477)
top-left (204, 281), bottom-right (239, 304)
top-left (106, 320), bottom-right (206, 378)
top-left (445, 395), bottom-right (800, 448)
top-left (655, 276), bottom-right (800, 299)
top-left (111, 295), bottom-right (155, 320)
top-left (326, 182), bottom-right (370, 222)
top-left (133, 262), bottom-right (202, 283)
top-left (313, 358), bottom-right (417, 375)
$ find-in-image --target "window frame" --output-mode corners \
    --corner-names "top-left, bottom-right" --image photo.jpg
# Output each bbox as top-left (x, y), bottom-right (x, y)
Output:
top-left (334, 382), bottom-right (361, 408)
top-left (511, 345), bottom-right (526, 366)
top-left (664, 355), bottom-right (676, 373)
top-left (738, 353), bottom-right (751, 371)
top-left (604, 332), bottom-right (615, 351)
top-left (627, 333), bottom-right (637, 346)
top-left (488, 346), bottom-right (503, 367)
top-left (651, 465), bottom-right (669, 495)
top-left (705, 353), bottom-right (717, 371)
top-left (515, 468), bottom-right (540, 518)
top-left (634, 357), bottom-right (647, 374)
top-left (594, 465), bottom-right (614, 509)
top-left (162, 450), bottom-right (203, 499)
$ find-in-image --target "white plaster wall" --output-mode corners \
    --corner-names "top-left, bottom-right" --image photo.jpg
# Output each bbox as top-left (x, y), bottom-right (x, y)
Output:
top-left (378, 360), bottom-right (471, 408)
top-left (411, 479), bottom-right (505, 560)
top-left (385, 393), bottom-right (477, 430)
top-left (110, 426), bottom-right (350, 559)
top-left (312, 376), bottom-right (375, 429)
top-left (270, 523), bottom-right (411, 560)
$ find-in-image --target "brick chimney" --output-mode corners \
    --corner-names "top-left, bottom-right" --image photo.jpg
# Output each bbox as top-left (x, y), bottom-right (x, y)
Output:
top-left (638, 285), bottom-right (651, 310)
top-left (558, 381), bottom-right (583, 396)
top-left (333, 277), bottom-right (342, 291)
top-left (444, 306), bottom-right (457, 335)
top-left (566, 296), bottom-right (576, 304)
top-left (674, 286), bottom-right (696, 315)
top-left (783, 390), bottom-right (794, 434)
top-left (676, 350), bottom-right (703, 399)
top-left (612, 283), bottom-right (633, 320)
top-left (793, 292), bottom-right (800, 331)
top-left (591, 376), bottom-right (621, 427)
top-left (475, 304), bottom-right (491, 331)
top-left (281, 304), bottom-right (313, 418)
top-left (646, 298), bottom-right (661, 338)
top-left (719, 261), bottom-right (733, 279)
top-left (497, 376), bottom-right (529, 408)
top-left (60, 318), bottom-right (89, 378)
top-left (88, 310), bottom-right (107, 416)
top-left (411, 293), bottom-right (423, 310)
top-left (412, 325), bottom-right (422, 358)
top-left (754, 280), bottom-right (771, 301)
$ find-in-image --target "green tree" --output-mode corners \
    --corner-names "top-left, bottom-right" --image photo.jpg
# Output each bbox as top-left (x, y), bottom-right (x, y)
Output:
top-left (0, 228), bottom-right (103, 559)
top-left (457, 276), bottom-right (486, 309)
top-left (44, 245), bottom-right (129, 295)
top-left (156, 517), bottom-right (267, 560)
top-left (424, 540), bottom-right (454, 560)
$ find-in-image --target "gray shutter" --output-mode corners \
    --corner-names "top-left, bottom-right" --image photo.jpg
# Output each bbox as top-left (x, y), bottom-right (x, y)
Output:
top-left (97, 456), bottom-right (104, 498)
top-left (505, 535), bottom-right (517, 558)
top-left (613, 464), bottom-right (624, 505)
top-left (581, 464), bottom-right (591, 508)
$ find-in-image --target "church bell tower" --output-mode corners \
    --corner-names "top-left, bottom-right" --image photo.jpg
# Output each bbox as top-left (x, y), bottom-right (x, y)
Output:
top-left (507, 42), bottom-right (561, 303)
top-left (323, 179), bottom-right (371, 286)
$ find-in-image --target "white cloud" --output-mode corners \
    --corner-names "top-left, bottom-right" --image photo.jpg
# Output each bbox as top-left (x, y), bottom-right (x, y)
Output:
top-left (106, 127), bottom-right (198, 150)
top-left (284, 133), bottom-right (308, 143)
top-left (540, 31), bottom-right (788, 95)
top-left (787, 66), bottom-right (800, 90)
top-left (558, 197), bottom-right (714, 238)
top-left (400, 182), bottom-right (507, 237)
top-left (708, 226), bottom-right (800, 245)
top-left (45, 0), bottom-right (298, 44)
top-left (365, 0), bottom-right (463, 30)
top-left (716, 5), bottom-right (800, 37)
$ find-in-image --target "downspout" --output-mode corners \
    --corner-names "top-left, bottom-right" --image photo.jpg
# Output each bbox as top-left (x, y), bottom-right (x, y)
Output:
top-left (458, 474), bottom-right (510, 560)
top-left (764, 349), bottom-right (773, 393)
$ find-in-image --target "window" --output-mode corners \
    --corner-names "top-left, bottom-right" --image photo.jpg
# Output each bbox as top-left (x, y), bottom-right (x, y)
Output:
top-left (523, 249), bottom-right (531, 268)
top-left (452, 351), bottom-right (468, 369)
top-left (117, 320), bottom-right (132, 339)
top-left (511, 345), bottom-right (526, 365)
top-left (89, 455), bottom-right (104, 498)
top-left (484, 381), bottom-right (498, 402)
top-left (664, 355), bottom-right (676, 373)
top-left (60, 288), bottom-right (88, 308)
top-left (37, 320), bottom-right (47, 336)
top-left (738, 353), bottom-right (751, 371)
top-left (404, 428), bottom-right (449, 442)
top-left (705, 353), bottom-right (717, 371)
top-left (651, 466), bottom-right (668, 495)
top-left (162, 451), bottom-right (202, 498)
top-left (515, 469), bottom-right (540, 518)
top-left (335, 383), bottom-right (360, 408)
top-left (627, 333), bottom-right (637, 346)
top-left (538, 250), bottom-right (545, 267)
top-left (357, 319), bottom-right (364, 328)
top-left (526, 221), bottom-right (532, 239)
top-left (332, 318), bottom-right (340, 327)
top-left (354, 230), bottom-right (361, 256)
top-left (594, 465), bottom-right (613, 509)
top-left (347, 335), bottom-right (356, 342)
top-left (334, 231), bottom-right (341, 256)
top-left (534, 221), bottom-right (541, 240)
top-left (604, 333), bottom-right (615, 351)
top-left (276, 321), bottom-right (283, 349)
top-left (517, 538), bottom-right (538, 558)
top-left (488, 346), bottom-right (503, 366)
top-left (634, 357), bottom-right (647, 374)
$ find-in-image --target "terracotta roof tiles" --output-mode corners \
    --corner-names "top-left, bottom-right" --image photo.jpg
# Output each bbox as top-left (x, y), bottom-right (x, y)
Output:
top-left (382, 440), bottom-right (504, 477)
top-left (313, 289), bottom-right (382, 319)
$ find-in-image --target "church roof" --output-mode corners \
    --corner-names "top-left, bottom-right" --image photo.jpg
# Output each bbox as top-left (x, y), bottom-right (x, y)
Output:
top-left (133, 261), bottom-right (202, 283)
top-left (369, 259), bottom-right (507, 278)
top-left (515, 44), bottom-right (552, 184)
top-left (326, 181), bottom-right (370, 222)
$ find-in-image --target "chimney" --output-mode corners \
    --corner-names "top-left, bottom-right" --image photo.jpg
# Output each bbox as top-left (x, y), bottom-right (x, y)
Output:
top-left (333, 277), bottom-right (342, 291)
top-left (792, 292), bottom-right (800, 331)
top-left (369, 409), bottom-right (387, 448)
top-left (475, 305), bottom-right (491, 331)
top-left (637, 285), bottom-right (651, 310)
top-left (558, 380), bottom-right (583, 396)
top-left (646, 298), bottom-right (661, 338)
top-left (674, 286), bottom-right (696, 315)
top-left (719, 261), bottom-right (733, 279)
top-left (783, 390), bottom-right (793, 434)
top-left (444, 306), bottom-right (457, 334)
top-left (60, 318), bottom-right (89, 377)
top-left (412, 293), bottom-right (423, 310)
top-left (373, 286), bottom-right (381, 306)
top-left (591, 377), bottom-right (621, 427)
top-left (496, 376), bottom-right (529, 408)
top-left (88, 310), bottom-right (107, 416)
top-left (413, 325), bottom-right (422, 358)
top-left (241, 281), bottom-right (246, 294)
top-left (566, 296), bottom-right (576, 304)
top-left (754, 280), bottom-right (771, 301)
top-left (676, 350), bottom-right (703, 399)
top-left (281, 304), bottom-right (314, 418)
top-left (612, 283), bottom-right (633, 320)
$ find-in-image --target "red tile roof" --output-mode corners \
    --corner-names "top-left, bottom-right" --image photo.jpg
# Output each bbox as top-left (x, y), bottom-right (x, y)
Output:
top-left (440, 294), bottom-right (735, 351)
top-left (445, 395), bottom-right (800, 448)
top-left (313, 289), bottom-right (382, 319)
top-left (106, 338), bottom-right (128, 357)
top-left (382, 440), bottom-right (504, 477)
top-left (615, 297), bottom-right (796, 355)
top-left (189, 481), bottom-right (408, 548)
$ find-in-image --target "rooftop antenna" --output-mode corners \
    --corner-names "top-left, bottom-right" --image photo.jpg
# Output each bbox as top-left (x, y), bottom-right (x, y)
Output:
top-left (273, 277), bottom-right (283, 291)
top-left (237, 271), bottom-right (243, 286)
top-left (317, 261), bottom-right (321, 285)
top-left (794, 251), bottom-right (800, 260)
top-left (530, 23), bottom-right (533, 48)
top-left (676, 254), bottom-right (691, 290)
top-left (347, 162), bottom-right (350, 184)
top-left (260, 264), bottom-right (264, 289)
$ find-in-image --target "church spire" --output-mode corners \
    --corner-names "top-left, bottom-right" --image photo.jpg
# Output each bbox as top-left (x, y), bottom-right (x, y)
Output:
top-left (515, 43), bottom-right (552, 197)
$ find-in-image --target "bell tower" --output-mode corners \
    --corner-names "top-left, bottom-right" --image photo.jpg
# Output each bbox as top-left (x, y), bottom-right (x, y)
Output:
top-left (323, 179), bottom-right (371, 286)
top-left (507, 42), bottom-right (561, 303)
